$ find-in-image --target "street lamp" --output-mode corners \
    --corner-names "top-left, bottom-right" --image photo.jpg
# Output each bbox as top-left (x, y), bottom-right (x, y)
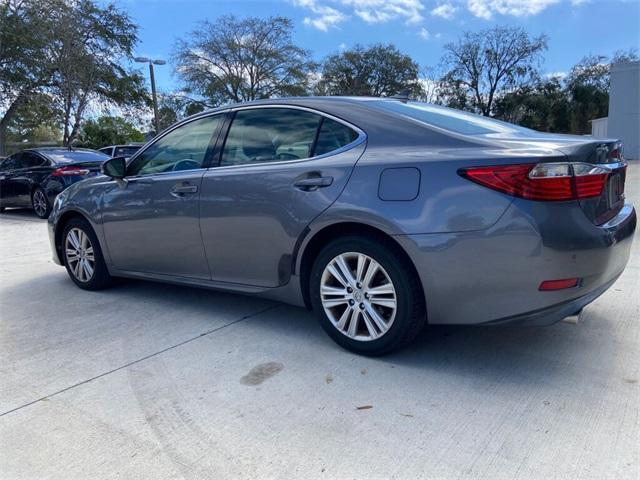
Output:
top-left (134, 57), bottom-right (166, 134)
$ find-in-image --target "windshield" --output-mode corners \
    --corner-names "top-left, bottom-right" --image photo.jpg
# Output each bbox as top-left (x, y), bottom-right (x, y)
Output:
top-left (369, 100), bottom-right (537, 136)
top-left (45, 150), bottom-right (110, 164)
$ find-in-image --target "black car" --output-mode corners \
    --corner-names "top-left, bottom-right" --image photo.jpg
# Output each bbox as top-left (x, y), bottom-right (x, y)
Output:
top-left (0, 148), bottom-right (109, 218)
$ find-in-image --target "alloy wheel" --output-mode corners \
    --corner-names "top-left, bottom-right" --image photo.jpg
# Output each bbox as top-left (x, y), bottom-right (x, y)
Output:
top-left (320, 251), bottom-right (397, 341)
top-left (33, 190), bottom-right (48, 217)
top-left (65, 228), bottom-right (95, 283)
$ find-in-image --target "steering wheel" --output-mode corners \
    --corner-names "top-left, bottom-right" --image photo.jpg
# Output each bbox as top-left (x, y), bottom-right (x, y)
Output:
top-left (171, 159), bottom-right (200, 171)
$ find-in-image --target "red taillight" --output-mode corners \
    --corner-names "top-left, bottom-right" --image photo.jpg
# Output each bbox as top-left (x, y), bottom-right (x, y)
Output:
top-left (52, 166), bottom-right (90, 177)
top-left (459, 163), bottom-right (610, 201)
top-left (539, 278), bottom-right (580, 291)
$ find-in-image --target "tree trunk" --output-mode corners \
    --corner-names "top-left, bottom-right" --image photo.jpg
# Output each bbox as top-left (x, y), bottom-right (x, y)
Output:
top-left (0, 94), bottom-right (25, 156)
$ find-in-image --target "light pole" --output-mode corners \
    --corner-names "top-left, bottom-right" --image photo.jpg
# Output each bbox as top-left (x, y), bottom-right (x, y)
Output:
top-left (134, 57), bottom-right (166, 134)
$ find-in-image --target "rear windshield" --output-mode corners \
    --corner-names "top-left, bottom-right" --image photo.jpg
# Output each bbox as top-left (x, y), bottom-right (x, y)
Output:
top-left (369, 100), bottom-right (536, 136)
top-left (46, 150), bottom-right (110, 163)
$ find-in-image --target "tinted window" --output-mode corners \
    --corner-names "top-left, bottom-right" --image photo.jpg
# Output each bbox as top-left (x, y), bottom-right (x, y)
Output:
top-left (128, 115), bottom-right (222, 176)
top-left (99, 147), bottom-right (113, 156)
top-left (115, 146), bottom-right (141, 157)
top-left (1, 154), bottom-right (20, 170)
top-left (221, 108), bottom-right (321, 167)
top-left (22, 152), bottom-right (47, 168)
top-left (314, 118), bottom-right (359, 156)
top-left (370, 100), bottom-right (536, 136)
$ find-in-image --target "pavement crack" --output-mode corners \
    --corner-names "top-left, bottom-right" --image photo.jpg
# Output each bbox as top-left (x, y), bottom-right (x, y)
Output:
top-left (0, 304), bottom-right (280, 418)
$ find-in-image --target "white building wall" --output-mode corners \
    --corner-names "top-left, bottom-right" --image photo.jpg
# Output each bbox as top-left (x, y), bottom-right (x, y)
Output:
top-left (608, 61), bottom-right (640, 160)
top-left (590, 117), bottom-right (608, 138)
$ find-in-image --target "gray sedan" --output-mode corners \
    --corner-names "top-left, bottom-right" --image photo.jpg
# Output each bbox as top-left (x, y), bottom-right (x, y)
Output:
top-left (48, 97), bottom-right (636, 355)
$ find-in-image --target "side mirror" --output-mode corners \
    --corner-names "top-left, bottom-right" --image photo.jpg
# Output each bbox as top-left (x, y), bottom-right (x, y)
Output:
top-left (101, 156), bottom-right (127, 179)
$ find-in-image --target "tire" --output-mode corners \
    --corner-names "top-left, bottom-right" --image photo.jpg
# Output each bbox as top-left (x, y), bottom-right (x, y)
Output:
top-left (309, 236), bottom-right (426, 355)
top-left (62, 217), bottom-right (113, 290)
top-left (31, 187), bottom-right (51, 219)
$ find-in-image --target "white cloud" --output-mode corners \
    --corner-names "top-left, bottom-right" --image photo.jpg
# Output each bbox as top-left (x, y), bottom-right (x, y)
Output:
top-left (294, 0), bottom-right (424, 31)
top-left (467, 0), bottom-right (561, 19)
top-left (418, 27), bottom-right (430, 39)
top-left (295, 0), bottom-right (347, 31)
top-left (431, 3), bottom-right (457, 20)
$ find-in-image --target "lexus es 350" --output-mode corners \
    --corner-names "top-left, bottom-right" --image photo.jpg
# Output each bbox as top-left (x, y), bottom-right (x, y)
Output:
top-left (48, 98), bottom-right (636, 355)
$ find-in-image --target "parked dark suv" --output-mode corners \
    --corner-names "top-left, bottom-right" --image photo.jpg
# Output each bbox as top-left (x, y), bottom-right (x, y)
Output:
top-left (0, 147), bottom-right (108, 218)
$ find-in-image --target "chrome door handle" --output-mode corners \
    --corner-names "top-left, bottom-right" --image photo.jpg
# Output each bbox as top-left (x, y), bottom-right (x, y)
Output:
top-left (171, 185), bottom-right (198, 197)
top-left (293, 176), bottom-right (334, 191)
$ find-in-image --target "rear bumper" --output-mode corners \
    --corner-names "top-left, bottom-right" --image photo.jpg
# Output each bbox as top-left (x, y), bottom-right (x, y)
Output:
top-left (396, 201), bottom-right (636, 326)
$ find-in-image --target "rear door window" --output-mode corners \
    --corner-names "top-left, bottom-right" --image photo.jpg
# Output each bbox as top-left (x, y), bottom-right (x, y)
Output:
top-left (221, 108), bottom-right (321, 167)
top-left (313, 118), bottom-right (359, 156)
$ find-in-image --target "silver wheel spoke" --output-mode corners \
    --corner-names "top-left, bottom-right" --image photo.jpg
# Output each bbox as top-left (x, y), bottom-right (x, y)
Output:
top-left (362, 259), bottom-right (379, 289)
top-left (323, 298), bottom-right (349, 308)
top-left (369, 298), bottom-right (397, 309)
top-left (361, 310), bottom-right (380, 339)
top-left (335, 307), bottom-right (352, 331)
top-left (364, 304), bottom-right (388, 333)
top-left (347, 309), bottom-right (360, 337)
top-left (327, 264), bottom-right (348, 288)
top-left (334, 255), bottom-right (356, 285)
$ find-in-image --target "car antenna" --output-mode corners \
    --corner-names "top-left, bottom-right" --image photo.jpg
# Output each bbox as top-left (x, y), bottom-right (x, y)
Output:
top-left (389, 89), bottom-right (410, 103)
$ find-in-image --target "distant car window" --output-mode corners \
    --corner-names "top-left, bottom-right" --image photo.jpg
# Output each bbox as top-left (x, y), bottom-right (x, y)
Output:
top-left (46, 150), bottom-right (110, 163)
top-left (22, 152), bottom-right (47, 168)
top-left (114, 146), bottom-right (141, 157)
top-left (314, 118), bottom-right (359, 156)
top-left (0, 155), bottom-right (19, 170)
top-left (128, 115), bottom-right (222, 176)
top-left (99, 147), bottom-right (114, 156)
top-left (221, 108), bottom-right (321, 167)
top-left (370, 100), bottom-right (537, 136)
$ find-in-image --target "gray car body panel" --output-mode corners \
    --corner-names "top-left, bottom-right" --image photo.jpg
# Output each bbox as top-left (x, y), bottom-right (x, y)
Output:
top-left (48, 97), bottom-right (637, 325)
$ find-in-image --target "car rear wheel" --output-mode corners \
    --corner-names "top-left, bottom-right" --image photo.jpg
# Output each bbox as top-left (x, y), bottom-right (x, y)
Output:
top-left (310, 236), bottom-right (426, 355)
top-left (62, 218), bottom-right (113, 290)
top-left (31, 188), bottom-right (51, 219)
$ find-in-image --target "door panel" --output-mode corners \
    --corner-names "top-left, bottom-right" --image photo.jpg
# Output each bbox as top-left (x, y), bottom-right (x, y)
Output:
top-left (101, 170), bottom-right (210, 278)
top-left (101, 113), bottom-right (224, 279)
top-left (200, 142), bottom-right (365, 287)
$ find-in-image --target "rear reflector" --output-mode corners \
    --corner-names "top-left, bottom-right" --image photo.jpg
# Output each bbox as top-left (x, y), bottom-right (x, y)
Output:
top-left (52, 166), bottom-right (90, 177)
top-left (539, 278), bottom-right (580, 291)
top-left (459, 163), bottom-right (610, 201)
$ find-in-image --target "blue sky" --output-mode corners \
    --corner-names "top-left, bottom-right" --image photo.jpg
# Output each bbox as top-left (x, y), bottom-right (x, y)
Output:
top-left (112, 0), bottom-right (640, 94)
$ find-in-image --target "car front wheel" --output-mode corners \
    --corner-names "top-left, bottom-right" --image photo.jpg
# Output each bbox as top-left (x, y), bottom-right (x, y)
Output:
top-left (62, 218), bottom-right (113, 290)
top-left (310, 236), bottom-right (426, 355)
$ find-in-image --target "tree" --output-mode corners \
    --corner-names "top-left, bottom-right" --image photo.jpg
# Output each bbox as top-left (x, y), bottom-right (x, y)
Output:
top-left (493, 77), bottom-right (571, 133)
top-left (79, 116), bottom-right (144, 149)
top-left (441, 26), bottom-right (547, 116)
top-left (0, 0), bottom-right (60, 154)
top-left (50, 0), bottom-right (148, 145)
top-left (0, 0), bottom-right (148, 153)
top-left (316, 44), bottom-right (422, 97)
top-left (173, 16), bottom-right (316, 105)
top-left (156, 94), bottom-right (207, 131)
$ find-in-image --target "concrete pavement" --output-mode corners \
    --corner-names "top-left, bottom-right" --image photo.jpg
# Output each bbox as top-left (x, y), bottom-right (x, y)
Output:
top-left (0, 167), bottom-right (638, 479)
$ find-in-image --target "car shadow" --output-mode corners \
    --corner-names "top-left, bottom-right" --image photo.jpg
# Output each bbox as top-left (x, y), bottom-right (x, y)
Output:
top-left (4, 268), bottom-right (619, 392)
top-left (0, 208), bottom-right (42, 222)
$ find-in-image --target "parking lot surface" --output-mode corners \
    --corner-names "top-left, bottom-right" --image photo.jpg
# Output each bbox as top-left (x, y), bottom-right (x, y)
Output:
top-left (1, 166), bottom-right (638, 480)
